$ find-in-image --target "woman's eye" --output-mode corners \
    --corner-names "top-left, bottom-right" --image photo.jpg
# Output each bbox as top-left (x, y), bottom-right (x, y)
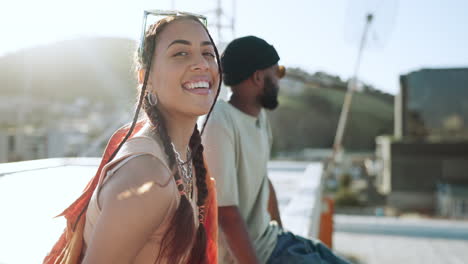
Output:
top-left (174, 51), bottom-right (188, 57)
top-left (203, 52), bottom-right (215, 58)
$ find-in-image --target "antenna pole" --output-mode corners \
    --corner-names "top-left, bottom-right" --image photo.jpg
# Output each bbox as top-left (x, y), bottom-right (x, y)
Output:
top-left (216, 0), bottom-right (222, 41)
top-left (331, 13), bottom-right (374, 163)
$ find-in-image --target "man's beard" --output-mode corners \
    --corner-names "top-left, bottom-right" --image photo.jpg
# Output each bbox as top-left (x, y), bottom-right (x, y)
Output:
top-left (259, 76), bottom-right (279, 110)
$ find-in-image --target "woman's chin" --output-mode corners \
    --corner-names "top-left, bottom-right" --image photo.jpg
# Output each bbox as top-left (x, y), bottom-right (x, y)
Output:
top-left (192, 107), bottom-right (212, 117)
top-left (171, 98), bottom-right (215, 118)
top-left (191, 100), bottom-right (216, 116)
top-left (176, 105), bottom-right (211, 118)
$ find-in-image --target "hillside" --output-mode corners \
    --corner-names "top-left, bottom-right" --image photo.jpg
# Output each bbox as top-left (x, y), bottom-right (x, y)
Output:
top-left (0, 37), bottom-right (138, 104)
top-left (269, 81), bottom-right (394, 152)
top-left (0, 37), bottom-right (394, 153)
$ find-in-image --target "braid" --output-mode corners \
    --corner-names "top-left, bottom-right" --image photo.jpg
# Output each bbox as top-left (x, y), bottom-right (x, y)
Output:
top-left (190, 127), bottom-right (208, 207)
top-left (186, 22), bottom-right (222, 264)
top-left (188, 125), bottom-right (209, 263)
top-left (200, 30), bottom-right (222, 135)
top-left (183, 125), bottom-right (209, 264)
top-left (143, 97), bottom-right (175, 164)
top-left (142, 96), bottom-right (202, 263)
top-left (106, 53), bottom-right (152, 164)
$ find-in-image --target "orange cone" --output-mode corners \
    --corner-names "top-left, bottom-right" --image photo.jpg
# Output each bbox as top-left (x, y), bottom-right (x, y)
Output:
top-left (319, 196), bottom-right (334, 248)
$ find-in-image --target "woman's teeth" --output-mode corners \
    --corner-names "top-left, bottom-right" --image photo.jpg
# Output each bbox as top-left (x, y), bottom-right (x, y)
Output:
top-left (184, 81), bottom-right (210, 89)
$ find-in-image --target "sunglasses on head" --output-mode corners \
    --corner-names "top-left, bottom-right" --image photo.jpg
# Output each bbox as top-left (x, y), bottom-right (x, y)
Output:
top-left (138, 9), bottom-right (208, 58)
top-left (277, 65), bottom-right (286, 79)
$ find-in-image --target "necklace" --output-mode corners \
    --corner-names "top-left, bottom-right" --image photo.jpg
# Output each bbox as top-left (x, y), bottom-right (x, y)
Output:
top-left (171, 142), bottom-right (193, 199)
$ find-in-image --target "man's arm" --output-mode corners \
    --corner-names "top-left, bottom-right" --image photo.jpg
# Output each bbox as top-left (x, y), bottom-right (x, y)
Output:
top-left (202, 111), bottom-right (259, 263)
top-left (267, 179), bottom-right (283, 228)
top-left (202, 112), bottom-right (260, 264)
top-left (218, 206), bottom-right (260, 264)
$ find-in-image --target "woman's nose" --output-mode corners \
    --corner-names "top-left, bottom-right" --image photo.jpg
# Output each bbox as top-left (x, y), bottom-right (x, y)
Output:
top-left (190, 55), bottom-right (210, 71)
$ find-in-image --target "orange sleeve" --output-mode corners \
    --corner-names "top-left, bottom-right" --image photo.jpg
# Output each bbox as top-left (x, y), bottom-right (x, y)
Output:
top-left (204, 163), bottom-right (218, 264)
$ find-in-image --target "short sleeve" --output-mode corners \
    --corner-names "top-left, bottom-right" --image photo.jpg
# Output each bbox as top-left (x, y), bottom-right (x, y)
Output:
top-left (202, 109), bottom-right (239, 207)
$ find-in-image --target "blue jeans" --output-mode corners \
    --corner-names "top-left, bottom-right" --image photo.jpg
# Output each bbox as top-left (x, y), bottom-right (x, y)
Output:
top-left (266, 231), bottom-right (350, 264)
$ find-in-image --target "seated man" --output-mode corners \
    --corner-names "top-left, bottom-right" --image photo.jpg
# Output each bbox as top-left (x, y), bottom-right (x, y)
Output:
top-left (203, 36), bottom-right (349, 264)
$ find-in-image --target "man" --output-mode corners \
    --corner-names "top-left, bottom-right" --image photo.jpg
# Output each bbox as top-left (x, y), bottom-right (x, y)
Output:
top-left (203, 36), bottom-right (349, 264)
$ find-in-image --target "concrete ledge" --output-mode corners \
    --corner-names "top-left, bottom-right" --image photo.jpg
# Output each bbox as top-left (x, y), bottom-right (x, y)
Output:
top-left (0, 157), bottom-right (101, 176)
top-left (282, 163), bottom-right (323, 238)
top-left (335, 215), bottom-right (468, 240)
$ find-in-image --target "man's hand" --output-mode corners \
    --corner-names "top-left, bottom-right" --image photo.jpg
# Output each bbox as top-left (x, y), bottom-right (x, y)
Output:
top-left (267, 179), bottom-right (283, 228)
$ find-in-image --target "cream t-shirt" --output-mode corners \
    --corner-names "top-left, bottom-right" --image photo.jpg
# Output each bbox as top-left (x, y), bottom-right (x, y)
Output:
top-left (203, 100), bottom-right (280, 263)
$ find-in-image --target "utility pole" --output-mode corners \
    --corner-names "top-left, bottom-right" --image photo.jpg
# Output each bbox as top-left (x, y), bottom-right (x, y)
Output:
top-left (215, 0), bottom-right (222, 41)
top-left (205, 0), bottom-right (236, 45)
top-left (203, 0), bottom-right (236, 101)
top-left (330, 13), bottom-right (374, 168)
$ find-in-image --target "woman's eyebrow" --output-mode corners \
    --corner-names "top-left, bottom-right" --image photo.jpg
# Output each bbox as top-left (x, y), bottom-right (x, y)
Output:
top-left (167, 40), bottom-right (213, 49)
top-left (201, 41), bottom-right (213, 47)
top-left (167, 39), bottom-right (191, 48)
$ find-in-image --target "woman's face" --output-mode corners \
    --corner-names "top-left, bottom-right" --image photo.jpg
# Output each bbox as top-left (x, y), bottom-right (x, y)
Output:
top-left (148, 19), bottom-right (219, 118)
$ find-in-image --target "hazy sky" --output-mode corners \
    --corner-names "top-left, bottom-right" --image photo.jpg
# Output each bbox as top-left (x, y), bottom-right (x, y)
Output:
top-left (1, 0), bottom-right (467, 94)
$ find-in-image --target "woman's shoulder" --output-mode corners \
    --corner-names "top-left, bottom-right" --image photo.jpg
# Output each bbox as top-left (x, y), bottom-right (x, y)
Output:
top-left (99, 152), bottom-right (177, 215)
top-left (118, 153), bottom-right (173, 185)
top-left (116, 136), bottom-right (171, 170)
top-left (88, 154), bottom-right (179, 261)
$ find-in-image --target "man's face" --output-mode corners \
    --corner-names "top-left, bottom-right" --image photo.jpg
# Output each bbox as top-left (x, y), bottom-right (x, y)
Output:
top-left (259, 65), bottom-right (280, 110)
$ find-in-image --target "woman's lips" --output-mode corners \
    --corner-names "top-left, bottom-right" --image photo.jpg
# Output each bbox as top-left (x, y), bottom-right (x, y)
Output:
top-left (182, 86), bottom-right (212, 95)
top-left (182, 80), bottom-right (212, 95)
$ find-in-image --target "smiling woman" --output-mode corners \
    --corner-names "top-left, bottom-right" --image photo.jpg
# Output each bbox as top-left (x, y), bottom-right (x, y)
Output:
top-left (43, 11), bottom-right (222, 264)
top-left (142, 18), bottom-right (219, 118)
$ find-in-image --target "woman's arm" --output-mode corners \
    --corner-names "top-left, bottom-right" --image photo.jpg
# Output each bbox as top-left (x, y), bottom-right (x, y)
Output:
top-left (82, 155), bottom-right (174, 264)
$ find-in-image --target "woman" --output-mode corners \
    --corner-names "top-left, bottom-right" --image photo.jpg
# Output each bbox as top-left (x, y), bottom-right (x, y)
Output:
top-left (44, 13), bottom-right (222, 264)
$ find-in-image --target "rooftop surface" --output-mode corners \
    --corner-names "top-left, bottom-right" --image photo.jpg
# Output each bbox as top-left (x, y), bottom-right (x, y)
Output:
top-left (1, 159), bottom-right (467, 264)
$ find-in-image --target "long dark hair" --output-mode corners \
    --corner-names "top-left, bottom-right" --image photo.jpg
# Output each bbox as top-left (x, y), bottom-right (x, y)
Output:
top-left (109, 15), bottom-right (221, 263)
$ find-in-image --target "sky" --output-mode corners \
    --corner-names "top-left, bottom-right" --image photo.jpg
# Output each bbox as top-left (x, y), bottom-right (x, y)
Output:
top-left (1, 0), bottom-right (467, 94)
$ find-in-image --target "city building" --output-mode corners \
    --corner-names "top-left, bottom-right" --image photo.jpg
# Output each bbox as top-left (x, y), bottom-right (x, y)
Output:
top-left (375, 68), bottom-right (468, 217)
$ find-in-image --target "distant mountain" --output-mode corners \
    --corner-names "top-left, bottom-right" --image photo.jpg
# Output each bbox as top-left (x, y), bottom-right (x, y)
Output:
top-left (0, 37), bottom-right (138, 104)
top-left (269, 73), bottom-right (394, 152)
top-left (0, 37), bottom-right (393, 152)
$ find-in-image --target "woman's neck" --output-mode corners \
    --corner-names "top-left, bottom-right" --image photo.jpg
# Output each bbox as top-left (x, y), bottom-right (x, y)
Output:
top-left (158, 111), bottom-right (197, 162)
top-left (167, 122), bottom-right (195, 162)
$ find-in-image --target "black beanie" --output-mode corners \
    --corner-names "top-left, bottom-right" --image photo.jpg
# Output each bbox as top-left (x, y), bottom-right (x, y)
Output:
top-left (221, 36), bottom-right (280, 86)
